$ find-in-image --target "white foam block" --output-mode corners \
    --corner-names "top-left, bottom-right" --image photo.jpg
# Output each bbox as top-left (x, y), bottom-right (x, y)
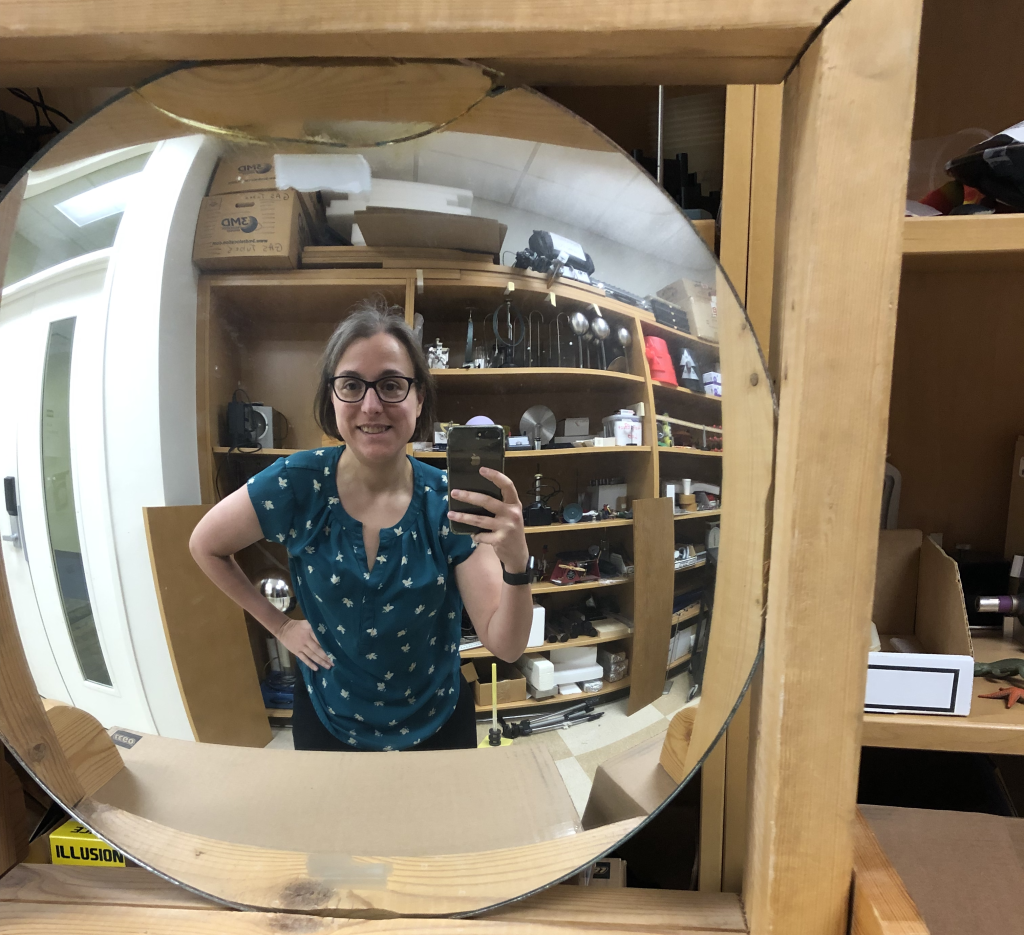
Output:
top-left (550, 645), bottom-right (598, 668)
top-left (527, 604), bottom-right (546, 648)
top-left (557, 683), bottom-right (583, 696)
top-left (273, 154), bottom-right (371, 194)
top-left (549, 663), bottom-right (603, 683)
top-left (516, 655), bottom-right (555, 691)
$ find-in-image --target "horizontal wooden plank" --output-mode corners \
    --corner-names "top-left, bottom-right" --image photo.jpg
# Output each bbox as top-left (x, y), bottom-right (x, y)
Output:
top-left (0, 2), bottom-right (832, 88)
top-left (0, 865), bottom-right (747, 932)
top-left (903, 214), bottom-right (1024, 271)
top-left (862, 634), bottom-right (1024, 754)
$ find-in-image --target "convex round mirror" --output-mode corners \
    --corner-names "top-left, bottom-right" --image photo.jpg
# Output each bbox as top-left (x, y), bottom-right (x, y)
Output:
top-left (0, 62), bottom-right (773, 914)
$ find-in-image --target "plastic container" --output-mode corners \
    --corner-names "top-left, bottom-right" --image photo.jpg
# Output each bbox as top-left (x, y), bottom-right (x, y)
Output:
top-left (602, 410), bottom-right (642, 446)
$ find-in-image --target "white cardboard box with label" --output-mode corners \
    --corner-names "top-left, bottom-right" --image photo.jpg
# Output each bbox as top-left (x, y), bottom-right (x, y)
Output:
top-left (866, 529), bottom-right (974, 717)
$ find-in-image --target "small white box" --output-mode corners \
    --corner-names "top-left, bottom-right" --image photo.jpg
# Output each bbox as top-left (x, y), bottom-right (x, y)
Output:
top-left (702, 371), bottom-right (722, 386)
top-left (865, 652), bottom-right (974, 715)
top-left (549, 663), bottom-right (603, 683)
top-left (558, 683), bottom-right (584, 696)
top-left (550, 645), bottom-right (598, 667)
top-left (587, 483), bottom-right (628, 511)
top-left (516, 654), bottom-right (555, 691)
top-left (704, 384), bottom-right (722, 398)
top-left (527, 604), bottom-right (546, 648)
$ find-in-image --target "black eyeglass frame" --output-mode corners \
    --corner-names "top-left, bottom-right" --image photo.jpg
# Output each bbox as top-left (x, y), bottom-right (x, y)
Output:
top-left (328, 375), bottom-right (418, 404)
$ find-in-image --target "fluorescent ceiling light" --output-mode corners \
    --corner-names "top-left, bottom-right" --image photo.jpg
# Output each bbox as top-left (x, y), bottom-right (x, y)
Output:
top-left (55, 173), bottom-right (142, 227)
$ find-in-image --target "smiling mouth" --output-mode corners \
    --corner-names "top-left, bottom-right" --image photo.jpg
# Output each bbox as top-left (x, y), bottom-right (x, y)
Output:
top-left (358, 425), bottom-right (391, 435)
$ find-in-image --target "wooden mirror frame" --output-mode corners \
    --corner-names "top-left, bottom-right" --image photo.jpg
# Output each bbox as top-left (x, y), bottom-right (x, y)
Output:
top-left (0, 0), bottom-right (923, 928)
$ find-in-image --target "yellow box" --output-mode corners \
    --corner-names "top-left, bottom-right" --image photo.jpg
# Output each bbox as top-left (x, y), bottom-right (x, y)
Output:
top-left (49, 819), bottom-right (126, 867)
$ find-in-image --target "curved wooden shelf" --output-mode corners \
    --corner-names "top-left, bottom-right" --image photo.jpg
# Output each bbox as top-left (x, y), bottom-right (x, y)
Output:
top-left (675, 509), bottom-right (722, 522)
top-left (531, 576), bottom-right (633, 594)
top-left (461, 627), bottom-right (632, 659)
top-left (414, 446), bottom-right (650, 460)
top-left (524, 518), bottom-right (634, 534)
top-left (430, 367), bottom-right (645, 392)
top-left (674, 559), bottom-right (707, 573)
top-left (474, 675), bottom-right (631, 713)
top-left (659, 446), bottom-right (723, 458)
top-left (640, 318), bottom-right (720, 352)
top-left (667, 652), bottom-right (694, 673)
top-left (652, 380), bottom-right (723, 411)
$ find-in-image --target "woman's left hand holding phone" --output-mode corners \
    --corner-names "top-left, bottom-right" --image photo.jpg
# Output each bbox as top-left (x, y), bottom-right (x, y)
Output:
top-left (448, 468), bottom-right (529, 572)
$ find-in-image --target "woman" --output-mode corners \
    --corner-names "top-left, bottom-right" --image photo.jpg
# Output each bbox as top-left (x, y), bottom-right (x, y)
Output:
top-left (189, 300), bottom-right (534, 751)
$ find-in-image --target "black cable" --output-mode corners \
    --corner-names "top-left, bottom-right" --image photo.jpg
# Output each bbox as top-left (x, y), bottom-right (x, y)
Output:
top-left (7, 88), bottom-right (72, 130)
top-left (781, 0), bottom-right (855, 81)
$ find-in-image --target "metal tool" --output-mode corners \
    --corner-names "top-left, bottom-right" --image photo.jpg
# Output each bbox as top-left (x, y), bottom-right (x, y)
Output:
top-left (590, 305), bottom-right (610, 370)
top-left (527, 311), bottom-right (545, 367)
top-left (520, 405), bottom-right (556, 449)
top-left (462, 309), bottom-right (475, 368)
top-left (569, 310), bottom-right (589, 368)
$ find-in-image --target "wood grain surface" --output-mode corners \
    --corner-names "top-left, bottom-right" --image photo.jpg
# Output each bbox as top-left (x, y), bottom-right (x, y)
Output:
top-left (850, 811), bottom-right (928, 935)
top-left (744, 1), bottom-right (923, 933)
top-left (43, 707), bottom-right (124, 798)
top-left (143, 506), bottom-right (271, 748)
top-left (0, 1), bottom-right (835, 88)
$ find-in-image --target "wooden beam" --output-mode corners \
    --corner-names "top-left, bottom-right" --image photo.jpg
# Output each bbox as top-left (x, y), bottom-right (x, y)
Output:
top-left (743, 0), bottom-right (923, 933)
top-left (850, 810), bottom-right (928, 935)
top-left (719, 86), bottom-right (756, 305)
top-left (0, 2), bottom-right (835, 88)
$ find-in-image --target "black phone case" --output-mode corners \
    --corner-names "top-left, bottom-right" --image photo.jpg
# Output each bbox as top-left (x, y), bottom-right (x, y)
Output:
top-left (446, 425), bottom-right (505, 535)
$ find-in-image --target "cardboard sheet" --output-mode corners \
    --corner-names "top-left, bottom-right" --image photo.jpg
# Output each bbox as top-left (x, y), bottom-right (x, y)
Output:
top-left (92, 731), bottom-right (580, 857)
top-left (581, 731), bottom-right (676, 831)
top-left (354, 208), bottom-right (506, 258)
top-left (863, 805), bottom-right (1024, 935)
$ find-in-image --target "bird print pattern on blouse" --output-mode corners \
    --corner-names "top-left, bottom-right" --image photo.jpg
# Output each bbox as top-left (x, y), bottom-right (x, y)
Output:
top-left (247, 448), bottom-right (475, 750)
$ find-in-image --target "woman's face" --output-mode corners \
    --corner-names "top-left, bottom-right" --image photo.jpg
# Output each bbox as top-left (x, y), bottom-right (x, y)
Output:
top-left (332, 333), bottom-right (423, 462)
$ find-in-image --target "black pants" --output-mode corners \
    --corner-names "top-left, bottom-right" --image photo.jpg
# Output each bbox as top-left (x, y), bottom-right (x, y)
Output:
top-left (291, 672), bottom-right (477, 751)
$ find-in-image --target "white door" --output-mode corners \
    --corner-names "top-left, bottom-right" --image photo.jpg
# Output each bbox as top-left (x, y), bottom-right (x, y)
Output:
top-left (11, 251), bottom-right (156, 730)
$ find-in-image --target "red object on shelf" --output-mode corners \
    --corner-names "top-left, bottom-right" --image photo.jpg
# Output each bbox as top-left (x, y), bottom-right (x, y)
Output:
top-left (644, 336), bottom-right (677, 385)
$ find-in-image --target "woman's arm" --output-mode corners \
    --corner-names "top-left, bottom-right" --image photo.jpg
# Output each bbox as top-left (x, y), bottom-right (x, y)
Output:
top-left (450, 468), bottom-right (533, 662)
top-left (189, 486), bottom-right (333, 670)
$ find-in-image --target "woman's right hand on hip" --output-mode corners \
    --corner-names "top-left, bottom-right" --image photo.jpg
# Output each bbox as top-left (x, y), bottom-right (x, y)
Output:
top-left (277, 619), bottom-right (333, 671)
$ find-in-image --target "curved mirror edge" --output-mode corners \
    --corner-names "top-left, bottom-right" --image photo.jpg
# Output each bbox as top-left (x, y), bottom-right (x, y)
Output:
top-left (0, 62), bottom-right (774, 915)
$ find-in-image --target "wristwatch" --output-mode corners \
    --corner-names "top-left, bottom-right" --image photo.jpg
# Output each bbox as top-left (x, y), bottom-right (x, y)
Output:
top-left (501, 561), bottom-right (532, 586)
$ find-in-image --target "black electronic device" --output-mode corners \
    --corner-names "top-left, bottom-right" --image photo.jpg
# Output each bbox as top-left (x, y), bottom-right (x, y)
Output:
top-left (446, 424), bottom-right (505, 535)
top-left (225, 389), bottom-right (259, 448)
top-left (522, 472), bottom-right (553, 526)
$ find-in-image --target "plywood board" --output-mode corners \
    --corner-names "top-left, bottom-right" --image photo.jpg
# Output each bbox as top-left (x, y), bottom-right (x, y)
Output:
top-left (142, 506), bottom-right (271, 748)
top-left (744, 1), bottom-right (923, 932)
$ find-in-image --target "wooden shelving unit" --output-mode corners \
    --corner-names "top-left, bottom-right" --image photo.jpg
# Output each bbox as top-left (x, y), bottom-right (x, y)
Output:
top-left (667, 652), bottom-right (693, 673)
top-left (530, 576), bottom-right (632, 595)
top-left (902, 215), bottom-right (1024, 271)
top-left (659, 446), bottom-right (723, 458)
top-left (194, 260), bottom-right (718, 721)
top-left (675, 560), bottom-right (707, 574)
top-left (524, 518), bottom-right (633, 534)
top-left (460, 627), bottom-right (631, 659)
top-left (474, 675), bottom-right (632, 714)
top-left (676, 509), bottom-right (721, 522)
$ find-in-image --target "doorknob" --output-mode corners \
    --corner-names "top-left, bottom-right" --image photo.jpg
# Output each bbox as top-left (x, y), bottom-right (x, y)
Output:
top-left (3, 476), bottom-right (21, 548)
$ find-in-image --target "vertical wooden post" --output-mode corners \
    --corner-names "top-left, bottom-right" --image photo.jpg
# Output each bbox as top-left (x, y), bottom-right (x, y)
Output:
top-left (744, 1), bottom-right (922, 933)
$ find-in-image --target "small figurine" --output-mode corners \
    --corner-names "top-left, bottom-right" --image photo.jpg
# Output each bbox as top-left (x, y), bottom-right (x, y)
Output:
top-left (678, 349), bottom-right (703, 392)
top-left (426, 337), bottom-right (449, 370)
top-left (658, 413), bottom-right (673, 447)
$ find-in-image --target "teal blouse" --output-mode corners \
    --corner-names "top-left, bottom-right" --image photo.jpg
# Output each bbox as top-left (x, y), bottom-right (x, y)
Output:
top-left (247, 447), bottom-right (475, 750)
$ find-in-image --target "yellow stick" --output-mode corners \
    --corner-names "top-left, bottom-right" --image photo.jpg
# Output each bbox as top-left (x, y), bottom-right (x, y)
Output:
top-left (491, 662), bottom-right (498, 731)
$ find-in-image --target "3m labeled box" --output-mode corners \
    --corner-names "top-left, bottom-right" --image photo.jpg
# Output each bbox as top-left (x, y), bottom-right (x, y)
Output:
top-left (193, 190), bottom-right (310, 270)
top-left (866, 530), bottom-right (974, 716)
top-left (49, 819), bottom-right (126, 867)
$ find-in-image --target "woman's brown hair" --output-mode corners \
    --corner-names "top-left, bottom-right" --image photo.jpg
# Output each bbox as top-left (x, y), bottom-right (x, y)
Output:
top-left (314, 297), bottom-right (436, 443)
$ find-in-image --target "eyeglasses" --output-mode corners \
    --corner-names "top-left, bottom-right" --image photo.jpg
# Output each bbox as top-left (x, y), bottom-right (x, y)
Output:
top-left (329, 375), bottom-right (417, 404)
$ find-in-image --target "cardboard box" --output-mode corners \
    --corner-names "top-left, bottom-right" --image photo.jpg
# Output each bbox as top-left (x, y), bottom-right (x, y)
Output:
top-left (49, 819), bottom-right (127, 867)
top-left (208, 149), bottom-right (278, 196)
top-left (1004, 435), bottom-right (1024, 559)
top-left (656, 278), bottom-right (719, 342)
top-left (354, 208), bottom-right (507, 260)
top-left (193, 190), bottom-right (310, 270)
top-left (466, 659), bottom-right (528, 707)
top-left (867, 530), bottom-right (974, 716)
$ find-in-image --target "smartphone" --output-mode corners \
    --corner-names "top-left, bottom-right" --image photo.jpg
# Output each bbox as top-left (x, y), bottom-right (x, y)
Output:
top-left (446, 425), bottom-right (506, 535)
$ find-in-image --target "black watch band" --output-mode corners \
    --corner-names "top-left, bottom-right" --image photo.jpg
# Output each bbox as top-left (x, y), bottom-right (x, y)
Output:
top-left (501, 562), bottom-right (532, 586)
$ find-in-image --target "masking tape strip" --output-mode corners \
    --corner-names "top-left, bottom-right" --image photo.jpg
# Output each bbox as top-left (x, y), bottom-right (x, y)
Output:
top-left (129, 67), bottom-right (506, 151)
